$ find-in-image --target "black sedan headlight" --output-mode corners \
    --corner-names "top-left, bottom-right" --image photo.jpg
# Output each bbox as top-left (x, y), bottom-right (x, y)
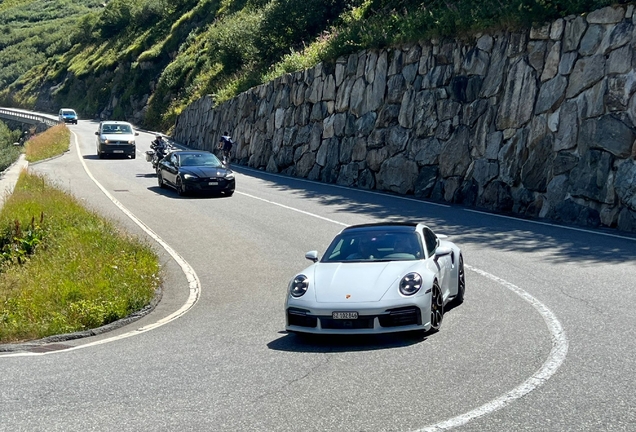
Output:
top-left (225, 173), bottom-right (235, 180)
top-left (182, 173), bottom-right (198, 180)
top-left (290, 275), bottom-right (309, 297)
top-left (399, 272), bottom-right (422, 296)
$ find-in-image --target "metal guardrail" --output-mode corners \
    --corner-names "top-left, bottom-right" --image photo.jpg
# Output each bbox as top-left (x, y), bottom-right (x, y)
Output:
top-left (0, 107), bottom-right (60, 127)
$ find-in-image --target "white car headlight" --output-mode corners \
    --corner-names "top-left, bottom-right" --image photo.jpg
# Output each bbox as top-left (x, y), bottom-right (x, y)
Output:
top-left (399, 272), bottom-right (422, 296)
top-left (290, 275), bottom-right (309, 297)
top-left (225, 173), bottom-right (234, 180)
top-left (182, 173), bottom-right (197, 180)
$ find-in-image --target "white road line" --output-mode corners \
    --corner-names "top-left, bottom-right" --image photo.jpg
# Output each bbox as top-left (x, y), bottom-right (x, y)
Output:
top-left (415, 265), bottom-right (568, 431)
top-left (235, 165), bottom-right (451, 207)
top-left (1, 131), bottom-right (202, 357)
top-left (465, 208), bottom-right (636, 242)
top-left (237, 191), bottom-right (349, 226)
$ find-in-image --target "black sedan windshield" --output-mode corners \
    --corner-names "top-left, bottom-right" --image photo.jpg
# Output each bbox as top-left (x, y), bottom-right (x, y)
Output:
top-left (180, 153), bottom-right (222, 167)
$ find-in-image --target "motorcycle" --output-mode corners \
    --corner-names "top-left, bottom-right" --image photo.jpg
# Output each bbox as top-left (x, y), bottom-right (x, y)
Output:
top-left (146, 140), bottom-right (175, 170)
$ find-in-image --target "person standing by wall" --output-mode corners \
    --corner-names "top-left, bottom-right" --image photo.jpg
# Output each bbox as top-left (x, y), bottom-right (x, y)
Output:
top-left (217, 131), bottom-right (234, 165)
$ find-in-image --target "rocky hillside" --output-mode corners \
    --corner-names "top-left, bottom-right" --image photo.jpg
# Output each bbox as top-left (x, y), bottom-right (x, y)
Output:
top-left (0, 0), bottom-right (620, 132)
top-left (174, 4), bottom-right (636, 232)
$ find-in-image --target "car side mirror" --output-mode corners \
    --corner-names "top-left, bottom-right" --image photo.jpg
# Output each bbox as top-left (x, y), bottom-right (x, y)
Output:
top-left (95, 131), bottom-right (99, 135)
top-left (435, 246), bottom-right (452, 257)
top-left (135, 132), bottom-right (139, 136)
top-left (305, 250), bottom-right (318, 263)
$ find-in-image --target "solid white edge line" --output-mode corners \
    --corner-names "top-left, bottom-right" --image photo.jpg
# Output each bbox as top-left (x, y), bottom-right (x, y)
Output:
top-left (414, 265), bottom-right (568, 431)
top-left (236, 191), bottom-right (349, 226)
top-left (235, 165), bottom-right (451, 208)
top-left (2, 131), bottom-right (201, 357)
top-left (465, 208), bottom-right (636, 242)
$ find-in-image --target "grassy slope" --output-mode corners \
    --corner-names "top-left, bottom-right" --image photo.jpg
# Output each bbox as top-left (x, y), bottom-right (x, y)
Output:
top-left (0, 142), bottom-right (161, 343)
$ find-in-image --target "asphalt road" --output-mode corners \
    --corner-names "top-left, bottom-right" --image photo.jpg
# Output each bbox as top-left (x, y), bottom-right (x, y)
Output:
top-left (1, 120), bottom-right (635, 431)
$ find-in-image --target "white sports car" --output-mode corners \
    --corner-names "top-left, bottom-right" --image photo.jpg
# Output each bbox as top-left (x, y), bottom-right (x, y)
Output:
top-left (285, 222), bottom-right (465, 335)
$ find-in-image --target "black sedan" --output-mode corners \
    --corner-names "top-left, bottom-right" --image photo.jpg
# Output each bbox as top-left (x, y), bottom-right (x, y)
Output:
top-left (157, 151), bottom-right (235, 196)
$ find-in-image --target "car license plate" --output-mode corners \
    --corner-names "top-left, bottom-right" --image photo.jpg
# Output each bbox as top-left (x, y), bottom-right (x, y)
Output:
top-left (113, 150), bottom-right (124, 153)
top-left (332, 311), bottom-right (358, 319)
top-left (208, 181), bottom-right (218, 186)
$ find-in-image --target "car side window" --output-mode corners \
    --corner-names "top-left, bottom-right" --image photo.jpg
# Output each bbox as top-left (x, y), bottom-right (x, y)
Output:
top-left (423, 228), bottom-right (437, 257)
top-left (170, 154), bottom-right (178, 165)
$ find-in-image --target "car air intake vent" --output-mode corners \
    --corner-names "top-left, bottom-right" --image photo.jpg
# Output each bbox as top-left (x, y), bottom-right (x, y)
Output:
top-left (320, 317), bottom-right (374, 329)
top-left (379, 306), bottom-right (422, 327)
top-left (287, 309), bottom-right (317, 328)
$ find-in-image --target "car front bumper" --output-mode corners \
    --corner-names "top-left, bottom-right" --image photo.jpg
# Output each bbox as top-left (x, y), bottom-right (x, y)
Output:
top-left (182, 177), bottom-right (235, 194)
top-left (98, 144), bottom-right (136, 156)
top-left (285, 296), bottom-right (431, 334)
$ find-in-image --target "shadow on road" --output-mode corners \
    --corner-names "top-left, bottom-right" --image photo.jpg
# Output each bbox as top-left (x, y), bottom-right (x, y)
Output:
top-left (267, 331), bottom-right (426, 353)
top-left (232, 165), bottom-right (636, 265)
top-left (146, 185), bottom-right (230, 199)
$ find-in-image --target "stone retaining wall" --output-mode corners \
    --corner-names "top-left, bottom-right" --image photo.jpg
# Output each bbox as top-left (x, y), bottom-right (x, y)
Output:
top-left (174, 5), bottom-right (636, 232)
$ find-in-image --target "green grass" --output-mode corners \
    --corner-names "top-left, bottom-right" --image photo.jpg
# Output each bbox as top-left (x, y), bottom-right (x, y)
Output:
top-left (0, 171), bottom-right (162, 344)
top-left (25, 123), bottom-right (70, 163)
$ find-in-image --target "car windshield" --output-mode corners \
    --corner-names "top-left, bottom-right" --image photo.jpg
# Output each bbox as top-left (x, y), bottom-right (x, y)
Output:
top-left (179, 153), bottom-right (223, 167)
top-left (62, 110), bottom-right (75, 116)
top-left (103, 124), bottom-right (132, 134)
top-left (321, 229), bottom-right (423, 263)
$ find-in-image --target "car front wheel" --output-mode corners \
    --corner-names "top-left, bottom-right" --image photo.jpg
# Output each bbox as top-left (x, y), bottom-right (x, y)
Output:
top-left (157, 171), bottom-right (165, 188)
top-left (428, 281), bottom-right (444, 333)
top-left (176, 176), bottom-right (186, 196)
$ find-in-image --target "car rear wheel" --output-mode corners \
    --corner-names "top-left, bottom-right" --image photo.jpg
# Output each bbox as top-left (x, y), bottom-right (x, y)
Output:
top-left (450, 254), bottom-right (465, 307)
top-left (429, 281), bottom-right (444, 333)
top-left (176, 177), bottom-right (186, 196)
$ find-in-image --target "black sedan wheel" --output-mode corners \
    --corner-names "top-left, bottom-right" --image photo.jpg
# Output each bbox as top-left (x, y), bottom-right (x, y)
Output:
top-left (157, 171), bottom-right (165, 188)
top-left (176, 176), bottom-right (187, 196)
top-left (429, 281), bottom-right (444, 333)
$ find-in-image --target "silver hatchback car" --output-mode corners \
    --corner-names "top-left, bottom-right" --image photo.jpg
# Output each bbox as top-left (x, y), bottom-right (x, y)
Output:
top-left (95, 121), bottom-right (138, 159)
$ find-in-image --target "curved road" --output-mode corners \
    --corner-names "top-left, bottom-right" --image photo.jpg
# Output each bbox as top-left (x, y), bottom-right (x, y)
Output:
top-left (2, 121), bottom-right (635, 431)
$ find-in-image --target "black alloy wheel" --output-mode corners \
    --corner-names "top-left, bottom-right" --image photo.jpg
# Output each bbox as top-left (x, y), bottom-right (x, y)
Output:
top-left (456, 254), bottom-right (465, 304)
top-left (450, 254), bottom-right (465, 307)
top-left (429, 281), bottom-right (444, 333)
top-left (176, 176), bottom-right (186, 196)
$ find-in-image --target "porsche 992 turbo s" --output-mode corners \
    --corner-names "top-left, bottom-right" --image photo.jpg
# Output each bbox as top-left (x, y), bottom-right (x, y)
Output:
top-left (285, 222), bottom-right (465, 335)
top-left (156, 150), bottom-right (235, 196)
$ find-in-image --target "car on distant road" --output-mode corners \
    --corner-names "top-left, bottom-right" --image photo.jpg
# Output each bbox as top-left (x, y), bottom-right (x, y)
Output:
top-left (157, 150), bottom-right (235, 196)
top-left (58, 108), bottom-right (78, 124)
top-left (285, 222), bottom-right (465, 335)
top-left (95, 121), bottom-right (138, 159)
